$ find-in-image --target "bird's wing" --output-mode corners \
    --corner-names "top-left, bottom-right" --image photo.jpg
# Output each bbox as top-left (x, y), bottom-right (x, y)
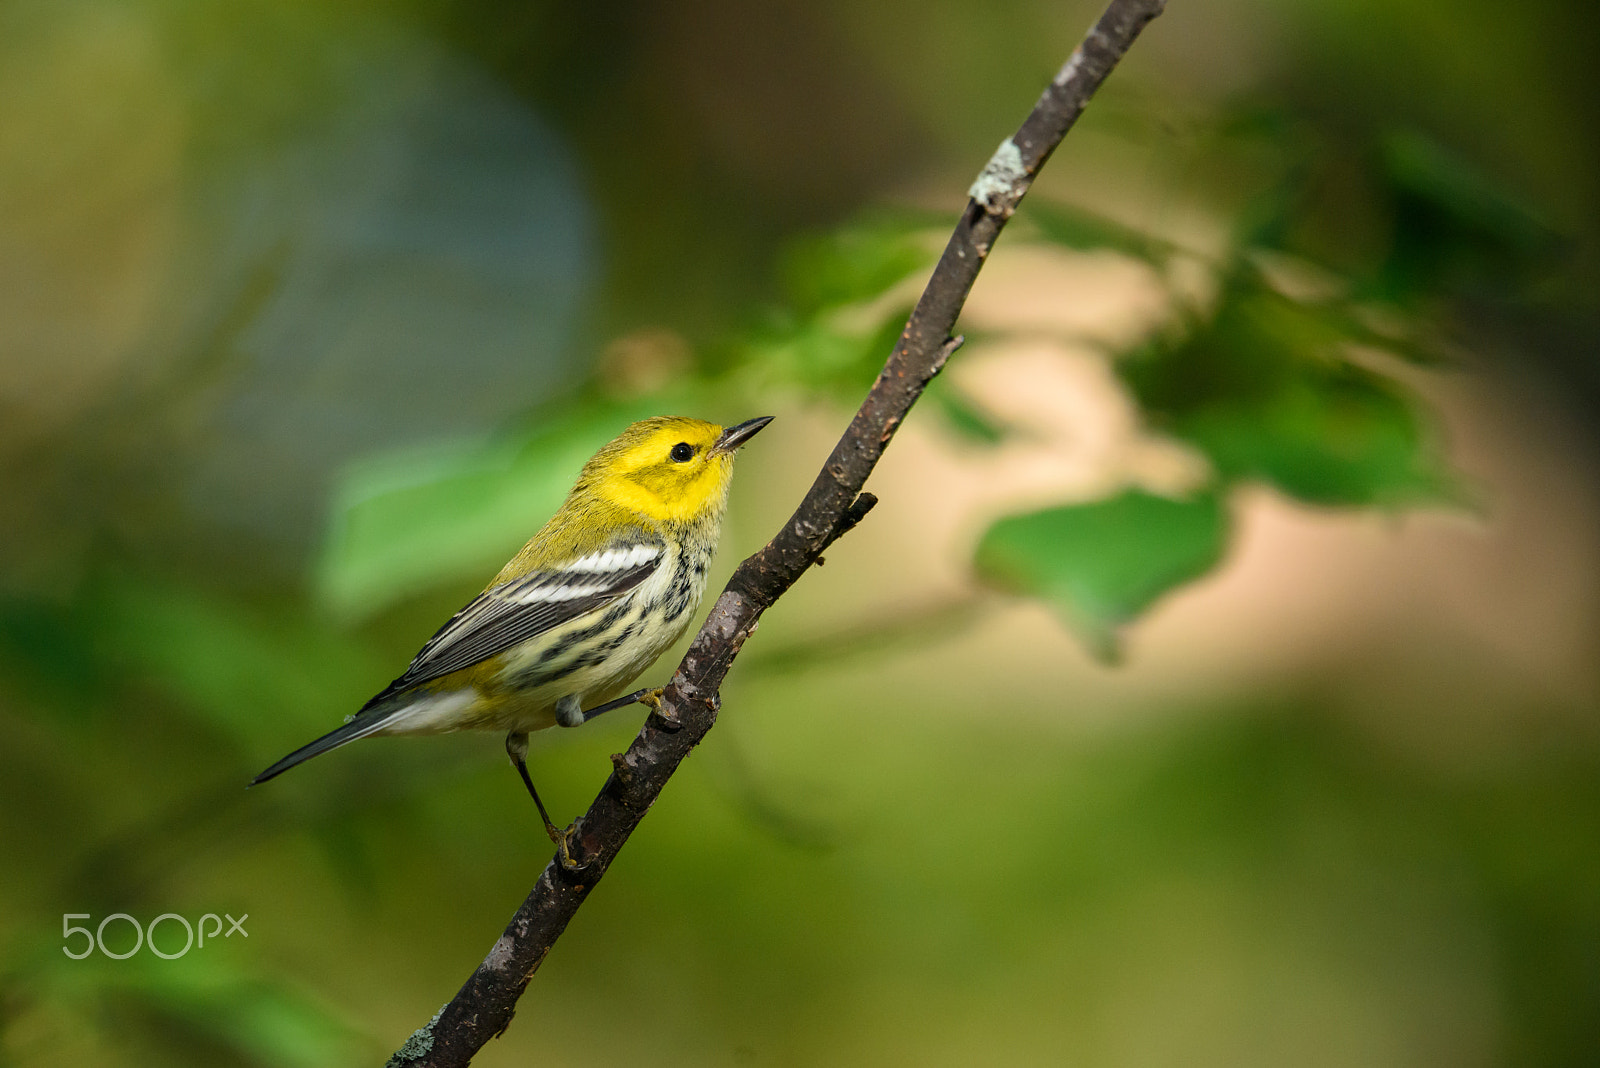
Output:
top-left (363, 540), bottom-right (664, 706)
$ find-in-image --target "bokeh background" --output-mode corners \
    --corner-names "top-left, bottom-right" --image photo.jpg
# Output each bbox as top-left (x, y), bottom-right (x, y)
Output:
top-left (3, 0), bottom-right (1599, 1064)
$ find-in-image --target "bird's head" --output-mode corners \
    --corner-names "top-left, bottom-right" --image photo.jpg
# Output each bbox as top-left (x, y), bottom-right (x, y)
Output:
top-left (578, 415), bottom-right (772, 525)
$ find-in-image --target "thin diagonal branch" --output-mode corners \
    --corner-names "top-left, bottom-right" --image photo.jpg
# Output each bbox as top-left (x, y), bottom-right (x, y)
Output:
top-left (390, 2), bottom-right (1166, 1063)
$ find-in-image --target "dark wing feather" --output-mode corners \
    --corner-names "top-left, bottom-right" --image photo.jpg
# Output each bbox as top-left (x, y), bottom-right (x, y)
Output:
top-left (359, 545), bottom-right (662, 711)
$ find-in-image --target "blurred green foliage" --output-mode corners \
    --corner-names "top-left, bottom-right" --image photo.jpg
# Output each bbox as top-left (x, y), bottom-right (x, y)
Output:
top-left (317, 399), bottom-right (670, 617)
top-left (1376, 130), bottom-right (1566, 306)
top-left (328, 123), bottom-right (1488, 637)
top-left (777, 212), bottom-right (946, 315)
top-left (1123, 278), bottom-right (1455, 507)
top-left (18, 950), bottom-right (364, 1068)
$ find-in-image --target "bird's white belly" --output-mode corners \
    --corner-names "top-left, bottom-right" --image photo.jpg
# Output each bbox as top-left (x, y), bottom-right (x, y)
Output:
top-left (373, 688), bottom-right (480, 734)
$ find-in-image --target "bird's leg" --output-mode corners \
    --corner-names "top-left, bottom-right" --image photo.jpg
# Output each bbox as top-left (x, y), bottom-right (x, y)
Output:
top-left (506, 730), bottom-right (559, 837)
top-left (579, 687), bottom-right (651, 723)
top-left (505, 731), bottom-right (584, 871)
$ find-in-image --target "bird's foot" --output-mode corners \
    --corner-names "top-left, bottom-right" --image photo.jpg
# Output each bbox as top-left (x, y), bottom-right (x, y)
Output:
top-left (549, 822), bottom-right (591, 873)
top-left (640, 687), bottom-right (680, 727)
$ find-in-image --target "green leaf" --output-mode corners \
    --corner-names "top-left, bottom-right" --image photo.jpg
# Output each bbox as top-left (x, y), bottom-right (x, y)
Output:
top-left (1123, 281), bottom-right (1457, 507)
top-left (1375, 130), bottom-right (1563, 303)
top-left (315, 397), bottom-right (665, 618)
top-left (1324, 302), bottom-right (1452, 367)
top-left (0, 596), bottom-right (105, 716)
top-left (1026, 200), bottom-right (1171, 264)
top-left (744, 306), bottom-right (909, 399)
top-left (136, 971), bottom-right (361, 1068)
top-left (926, 378), bottom-right (1007, 444)
top-left (975, 491), bottom-right (1229, 661)
top-left (32, 952), bottom-right (366, 1068)
top-left (96, 578), bottom-right (380, 747)
top-left (1179, 363), bottom-right (1451, 506)
top-left (779, 213), bottom-right (938, 313)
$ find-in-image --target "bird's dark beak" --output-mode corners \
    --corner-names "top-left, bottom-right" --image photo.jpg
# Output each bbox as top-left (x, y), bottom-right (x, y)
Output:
top-left (713, 416), bottom-right (773, 455)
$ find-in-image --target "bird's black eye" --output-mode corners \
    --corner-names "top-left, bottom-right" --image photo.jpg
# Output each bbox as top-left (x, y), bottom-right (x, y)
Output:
top-left (669, 442), bottom-right (694, 463)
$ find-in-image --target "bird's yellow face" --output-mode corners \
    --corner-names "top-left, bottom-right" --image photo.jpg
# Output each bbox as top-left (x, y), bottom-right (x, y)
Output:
top-left (582, 416), bottom-right (769, 524)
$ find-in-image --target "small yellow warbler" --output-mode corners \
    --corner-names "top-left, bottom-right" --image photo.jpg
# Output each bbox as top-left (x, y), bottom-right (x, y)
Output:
top-left (253, 415), bottom-right (771, 861)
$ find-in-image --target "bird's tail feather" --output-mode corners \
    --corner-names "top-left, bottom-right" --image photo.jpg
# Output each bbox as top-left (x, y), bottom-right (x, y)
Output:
top-left (250, 713), bottom-right (396, 786)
